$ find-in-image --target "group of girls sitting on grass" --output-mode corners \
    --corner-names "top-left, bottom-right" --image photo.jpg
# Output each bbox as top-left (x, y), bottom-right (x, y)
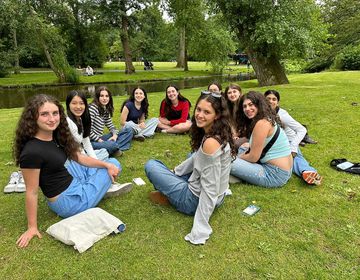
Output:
top-left (12, 82), bottom-right (321, 248)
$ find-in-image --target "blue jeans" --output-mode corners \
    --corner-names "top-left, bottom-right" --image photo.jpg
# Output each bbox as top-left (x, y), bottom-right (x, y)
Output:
top-left (48, 158), bottom-right (121, 218)
top-left (124, 118), bottom-right (159, 137)
top-left (230, 148), bottom-right (291, 188)
top-left (91, 126), bottom-right (133, 155)
top-left (144, 159), bottom-right (199, 216)
top-left (293, 148), bottom-right (317, 177)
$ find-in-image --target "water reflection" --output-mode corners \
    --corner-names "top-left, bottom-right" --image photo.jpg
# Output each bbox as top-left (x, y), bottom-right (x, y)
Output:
top-left (0, 74), bottom-right (254, 109)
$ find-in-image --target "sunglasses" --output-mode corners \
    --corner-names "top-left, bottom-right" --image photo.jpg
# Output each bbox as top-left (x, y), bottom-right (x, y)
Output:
top-left (201, 90), bottom-right (222, 98)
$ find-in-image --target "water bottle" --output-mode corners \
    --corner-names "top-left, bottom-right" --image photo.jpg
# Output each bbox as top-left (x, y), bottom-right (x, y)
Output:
top-left (117, 223), bottom-right (126, 233)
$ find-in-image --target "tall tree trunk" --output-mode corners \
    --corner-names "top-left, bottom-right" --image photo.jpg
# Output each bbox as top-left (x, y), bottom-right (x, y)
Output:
top-left (120, 16), bottom-right (135, 74)
top-left (176, 27), bottom-right (186, 68)
top-left (184, 44), bottom-right (188, 71)
top-left (12, 29), bottom-right (20, 74)
top-left (247, 48), bottom-right (289, 86)
top-left (43, 43), bottom-right (65, 83)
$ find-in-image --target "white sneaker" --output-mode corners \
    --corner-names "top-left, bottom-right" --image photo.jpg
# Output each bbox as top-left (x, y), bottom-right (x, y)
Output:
top-left (4, 171), bottom-right (20, 193)
top-left (15, 171), bottom-right (26, 192)
top-left (104, 182), bottom-right (133, 198)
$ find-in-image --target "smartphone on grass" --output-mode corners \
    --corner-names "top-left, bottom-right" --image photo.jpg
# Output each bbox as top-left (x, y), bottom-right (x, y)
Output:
top-left (133, 177), bottom-right (146, 186)
top-left (242, 204), bottom-right (260, 216)
top-left (336, 161), bottom-right (354, 170)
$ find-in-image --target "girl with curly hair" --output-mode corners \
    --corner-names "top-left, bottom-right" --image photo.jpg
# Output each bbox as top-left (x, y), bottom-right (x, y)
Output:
top-left (145, 91), bottom-right (236, 245)
top-left (120, 87), bottom-right (159, 141)
top-left (14, 94), bottom-right (121, 248)
top-left (230, 91), bottom-right (293, 187)
top-left (157, 85), bottom-right (192, 134)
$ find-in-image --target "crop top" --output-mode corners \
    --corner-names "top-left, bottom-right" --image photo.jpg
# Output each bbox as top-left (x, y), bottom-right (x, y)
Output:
top-left (249, 124), bottom-right (290, 163)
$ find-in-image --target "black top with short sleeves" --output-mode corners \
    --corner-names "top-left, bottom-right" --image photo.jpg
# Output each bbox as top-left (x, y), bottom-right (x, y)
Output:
top-left (20, 138), bottom-right (73, 198)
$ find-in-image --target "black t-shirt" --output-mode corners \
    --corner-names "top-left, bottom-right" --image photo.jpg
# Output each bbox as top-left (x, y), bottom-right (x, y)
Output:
top-left (20, 138), bottom-right (73, 198)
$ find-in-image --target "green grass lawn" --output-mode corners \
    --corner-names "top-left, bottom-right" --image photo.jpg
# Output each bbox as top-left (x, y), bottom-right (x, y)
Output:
top-left (0, 71), bottom-right (359, 279)
top-left (0, 61), bottom-right (250, 87)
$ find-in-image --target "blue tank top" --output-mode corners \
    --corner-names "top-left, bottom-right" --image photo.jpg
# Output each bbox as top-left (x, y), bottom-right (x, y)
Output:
top-left (249, 124), bottom-right (290, 163)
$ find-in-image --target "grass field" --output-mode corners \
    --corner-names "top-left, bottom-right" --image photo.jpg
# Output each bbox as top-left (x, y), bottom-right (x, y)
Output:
top-left (0, 62), bottom-right (251, 87)
top-left (0, 71), bottom-right (359, 279)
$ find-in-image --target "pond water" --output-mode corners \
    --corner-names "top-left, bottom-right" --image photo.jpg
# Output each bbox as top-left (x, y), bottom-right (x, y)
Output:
top-left (0, 73), bottom-right (254, 109)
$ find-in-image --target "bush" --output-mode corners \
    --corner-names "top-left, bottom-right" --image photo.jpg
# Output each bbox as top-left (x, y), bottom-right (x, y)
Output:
top-left (0, 51), bottom-right (12, 78)
top-left (283, 59), bottom-right (307, 73)
top-left (333, 45), bottom-right (360, 70)
top-left (64, 67), bottom-right (80, 84)
top-left (302, 56), bottom-right (333, 73)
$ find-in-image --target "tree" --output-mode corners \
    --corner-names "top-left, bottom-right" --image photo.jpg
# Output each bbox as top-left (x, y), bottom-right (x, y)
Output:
top-left (210, 0), bottom-right (327, 86)
top-left (166, 0), bottom-right (205, 71)
top-left (62, 0), bottom-right (108, 68)
top-left (0, 0), bottom-right (29, 74)
top-left (189, 14), bottom-right (235, 73)
top-left (131, 4), bottom-right (177, 61)
top-left (25, 1), bottom-right (79, 83)
top-left (98, 0), bottom-right (150, 74)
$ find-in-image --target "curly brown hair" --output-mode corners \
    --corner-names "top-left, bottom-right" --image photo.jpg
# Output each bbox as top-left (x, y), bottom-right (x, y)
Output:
top-left (190, 93), bottom-right (237, 158)
top-left (13, 94), bottom-right (80, 166)
top-left (236, 91), bottom-right (281, 138)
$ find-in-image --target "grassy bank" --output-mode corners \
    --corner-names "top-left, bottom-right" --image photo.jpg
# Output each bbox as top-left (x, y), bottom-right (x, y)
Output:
top-left (0, 62), bottom-right (251, 87)
top-left (0, 71), bottom-right (359, 279)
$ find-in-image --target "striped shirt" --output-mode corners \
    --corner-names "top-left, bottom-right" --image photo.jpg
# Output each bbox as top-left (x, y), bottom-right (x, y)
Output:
top-left (89, 103), bottom-right (117, 141)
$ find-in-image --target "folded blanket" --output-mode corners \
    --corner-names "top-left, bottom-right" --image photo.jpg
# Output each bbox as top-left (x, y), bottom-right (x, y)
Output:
top-left (46, 207), bottom-right (125, 253)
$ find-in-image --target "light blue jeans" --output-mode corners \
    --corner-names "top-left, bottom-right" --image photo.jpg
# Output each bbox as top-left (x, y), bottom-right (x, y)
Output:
top-left (94, 148), bottom-right (109, 160)
top-left (293, 147), bottom-right (317, 177)
top-left (230, 148), bottom-right (292, 188)
top-left (144, 159), bottom-right (199, 216)
top-left (48, 158), bottom-right (121, 218)
top-left (91, 126), bottom-right (133, 155)
top-left (124, 118), bottom-right (159, 137)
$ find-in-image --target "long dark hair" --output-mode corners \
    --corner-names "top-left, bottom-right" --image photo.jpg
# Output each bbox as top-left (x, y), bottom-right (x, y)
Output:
top-left (13, 94), bottom-right (79, 165)
top-left (92, 86), bottom-right (114, 117)
top-left (66, 90), bottom-right (91, 138)
top-left (224, 83), bottom-right (242, 120)
top-left (121, 87), bottom-right (149, 119)
top-left (190, 93), bottom-right (236, 158)
top-left (236, 91), bottom-right (280, 138)
top-left (163, 85), bottom-right (191, 117)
